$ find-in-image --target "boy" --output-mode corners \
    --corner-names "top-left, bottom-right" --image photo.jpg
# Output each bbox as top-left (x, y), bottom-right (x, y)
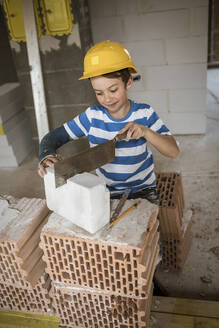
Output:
top-left (38, 40), bottom-right (179, 204)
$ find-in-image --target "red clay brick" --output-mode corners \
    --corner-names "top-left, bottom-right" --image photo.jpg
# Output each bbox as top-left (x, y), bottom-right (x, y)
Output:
top-left (40, 202), bottom-right (159, 298)
top-left (0, 198), bottom-right (50, 287)
top-left (50, 280), bottom-right (154, 328)
top-left (156, 172), bottom-right (184, 236)
top-left (0, 273), bottom-right (51, 314)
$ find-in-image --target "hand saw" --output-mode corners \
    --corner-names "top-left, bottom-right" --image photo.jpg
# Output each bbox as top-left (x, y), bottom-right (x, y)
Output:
top-left (54, 131), bottom-right (127, 188)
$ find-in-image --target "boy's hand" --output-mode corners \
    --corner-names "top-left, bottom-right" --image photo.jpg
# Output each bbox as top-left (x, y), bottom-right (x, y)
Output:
top-left (38, 155), bottom-right (62, 178)
top-left (119, 122), bottom-right (148, 141)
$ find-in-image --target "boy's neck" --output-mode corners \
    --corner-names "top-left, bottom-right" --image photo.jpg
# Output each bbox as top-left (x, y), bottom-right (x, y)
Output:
top-left (108, 99), bottom-right (131, 120)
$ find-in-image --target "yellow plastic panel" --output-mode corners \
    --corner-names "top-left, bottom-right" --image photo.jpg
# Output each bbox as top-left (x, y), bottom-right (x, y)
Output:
top-left (3, 0), bottom-right (42, 42)
top-left (40, 0), bottom-right (74, 36)
top-left (0, 311), bottom-right (60, 328)
top-left (0, 124), bottom-right (5, 135)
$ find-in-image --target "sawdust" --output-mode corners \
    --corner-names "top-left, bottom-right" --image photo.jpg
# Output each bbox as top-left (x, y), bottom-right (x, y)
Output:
top-left (0, 199), bottom-right (20, 233)
top-left (42, 199), bottom-right (158, 247)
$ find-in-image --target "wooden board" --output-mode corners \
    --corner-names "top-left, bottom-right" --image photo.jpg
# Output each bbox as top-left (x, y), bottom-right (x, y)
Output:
top-left (151, 313), bottom-right (219, 328)
top-left (151, 296), bottom-right (219, 328)
top-left (0, 311), bottom-right (60, 328)
top-left (151, 296), bottom-right (219, 319)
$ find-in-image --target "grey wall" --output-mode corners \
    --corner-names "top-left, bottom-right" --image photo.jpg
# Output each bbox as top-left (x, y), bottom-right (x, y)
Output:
top-left (7, 0), bottom-right (95, 152)
top-left (88, 0), bottom-right (209, 134)
top-left (0, 6), bottom-right (17, 86)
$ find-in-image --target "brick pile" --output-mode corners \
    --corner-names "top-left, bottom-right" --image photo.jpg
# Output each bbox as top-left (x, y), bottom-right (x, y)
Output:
top-left (40, 199), bottom-right (160, 327)
top-left (156, 172), bottom-right (192, 271)
top-left (0, 196), bottom-right (51, 314)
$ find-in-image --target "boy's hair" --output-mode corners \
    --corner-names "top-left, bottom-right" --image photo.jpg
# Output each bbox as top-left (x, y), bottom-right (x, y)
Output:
top-left (102, 68), bottom-right (131, 86)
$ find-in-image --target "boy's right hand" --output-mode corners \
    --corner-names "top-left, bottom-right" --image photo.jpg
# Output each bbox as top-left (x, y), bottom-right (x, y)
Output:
top-left (38, 155), bottom-right (62, 178)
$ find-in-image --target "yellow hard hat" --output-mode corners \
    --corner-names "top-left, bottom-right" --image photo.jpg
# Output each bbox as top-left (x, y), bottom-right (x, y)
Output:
top-left (79, 40), bottom-right (138, 80)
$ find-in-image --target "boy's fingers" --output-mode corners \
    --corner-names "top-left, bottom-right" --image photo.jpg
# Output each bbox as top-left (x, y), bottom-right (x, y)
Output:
top-left (38, 165), bottom-right (46, 178)
top-left (118, 122), bottom-right (133, 134)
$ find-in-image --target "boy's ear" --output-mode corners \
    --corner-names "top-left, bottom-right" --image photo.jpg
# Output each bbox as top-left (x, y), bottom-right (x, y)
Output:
top-left (126, 76), bottom-right (134, 89)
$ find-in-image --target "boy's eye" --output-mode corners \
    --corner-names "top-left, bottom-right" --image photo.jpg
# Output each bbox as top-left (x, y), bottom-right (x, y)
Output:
top-left (110, 89), bottom-right (117, 93)
top-left (96, 93), bottom-right (102, 96)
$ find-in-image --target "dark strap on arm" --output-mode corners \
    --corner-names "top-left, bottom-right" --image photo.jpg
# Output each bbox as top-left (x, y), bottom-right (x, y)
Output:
top-left (39, 126), bottom-right (70, 164)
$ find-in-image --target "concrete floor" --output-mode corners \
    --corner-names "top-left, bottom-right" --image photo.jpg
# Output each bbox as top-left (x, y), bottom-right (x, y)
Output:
top-left (0, 69), bottom-right (219, 301)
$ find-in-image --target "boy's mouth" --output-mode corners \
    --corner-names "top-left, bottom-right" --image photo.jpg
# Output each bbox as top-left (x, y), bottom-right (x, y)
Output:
top-left (106, 101), bottom-right (118, 108)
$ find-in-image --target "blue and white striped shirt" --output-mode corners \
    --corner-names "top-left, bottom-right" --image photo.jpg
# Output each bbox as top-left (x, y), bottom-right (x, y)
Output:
top-left (64, 100), bottom-right (171, 195)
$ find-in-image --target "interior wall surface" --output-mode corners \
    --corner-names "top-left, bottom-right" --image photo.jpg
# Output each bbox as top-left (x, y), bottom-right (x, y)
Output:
top-left (5, 0), bottom-right (95, 151)
top-left (88, 0), bottom-right (209, 134)
top-left (0, 6), bottom-right (18, 86)
top-left (213, 0), bottom-right (219, 62)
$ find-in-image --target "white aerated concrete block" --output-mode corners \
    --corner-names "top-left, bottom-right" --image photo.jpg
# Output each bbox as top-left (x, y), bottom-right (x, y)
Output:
top-left (128, 90), bottom-right (168, 113)
top-left (91, 17), bottom-right (124, 43)
top-left (44, 168), bottom-right (110, 234)
top-left (191, 7), bottom-right (208, 36)
top-left (143, 64), bottom-right (207, 90)
top-left (169, 89), bottom-right (207, 113)
top-left (166, 36), bottom-right (208, 64)
top-left (137, 0), bottom-right (208, 13)
top-left (166, 113), bottom-right (206, 134)
top-left (123, 10), bottom-right (189, 41)
top-left (0, 83), bottom-right (23, 123)
top-left (124, 40), bottom-right (166, 66)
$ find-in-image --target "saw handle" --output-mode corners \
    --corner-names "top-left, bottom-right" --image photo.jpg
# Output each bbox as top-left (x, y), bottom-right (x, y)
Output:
top-left (114, 131), bottom-right (128, 142)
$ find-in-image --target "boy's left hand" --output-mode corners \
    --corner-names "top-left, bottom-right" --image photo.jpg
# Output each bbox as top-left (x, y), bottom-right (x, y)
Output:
top-left (119, 122), bottom-right (147, 141)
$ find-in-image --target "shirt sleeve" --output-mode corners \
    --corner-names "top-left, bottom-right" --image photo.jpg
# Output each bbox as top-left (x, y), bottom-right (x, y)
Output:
top-left (146, 107), bottom-right (171, 135)
top-left (63, 107), bottom-right (92, 140)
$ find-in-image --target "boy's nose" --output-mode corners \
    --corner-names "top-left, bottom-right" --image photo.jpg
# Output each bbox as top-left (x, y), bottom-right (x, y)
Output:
top-left (104, 94), bottom-right (112, 103)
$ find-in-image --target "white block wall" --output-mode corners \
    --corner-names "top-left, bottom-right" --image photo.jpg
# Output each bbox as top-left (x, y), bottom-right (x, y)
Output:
top-left (88, 0), bottom-right (209, 134)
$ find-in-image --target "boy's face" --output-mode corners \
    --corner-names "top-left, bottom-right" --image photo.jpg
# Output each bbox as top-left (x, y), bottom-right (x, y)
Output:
top-left (90, 75), bottom-right (133, 119)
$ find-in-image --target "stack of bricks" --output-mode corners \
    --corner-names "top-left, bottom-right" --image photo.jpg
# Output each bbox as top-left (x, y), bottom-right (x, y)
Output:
top-left (156, 172), bottom-right (192, 271)
top-left (40, 199), bottom-right (160, 327)
top-left (0, 83), bottom-right (33, 167)
top-left (0, 196), bottom-right (51, 314)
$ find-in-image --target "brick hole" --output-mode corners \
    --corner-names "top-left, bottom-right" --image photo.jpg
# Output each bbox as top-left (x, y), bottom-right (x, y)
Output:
top-left (127, 264), bottom-right (131, 272)
top-left (62, 248), bottom-right (66, 257)
top-left (63, 271), bottom-right (70, 279)
top-left (103, 260), bottom-right (107, 269)
top-left (116, 271), bottom-right (120, 279)
top-left (97, 263), bottom-right (102, 271)
top-left (132, 249), bottom-right (137, 257)
top-left (64, 258), bottom-right (68, 266)
top-left (79, 256), bottom-right (84, 264)
top-left (66, 244), bottom-right (71, 253)
top-left (102, 250), bottom-right (107, 258)
top-left (111, 276), bottom-right (114, 283)
top-left (122, 268), bottom-right (125, 275)
top-left (133, 260), bottom-right (137, 268)
top-left (84, 252), bottom-right (89, 261)
top-left (77, 246), bottom-right (82, 254)
top-left (108, 245), bottom-right (112, 254)
top-left (96, 254), bottom-right (101, 262)
top-left (117, 281), bottom-right (121, 289)
top-left (53, 256), bottom-right (57, 265)
top-left (109, 256), bottom-right (113, 265)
